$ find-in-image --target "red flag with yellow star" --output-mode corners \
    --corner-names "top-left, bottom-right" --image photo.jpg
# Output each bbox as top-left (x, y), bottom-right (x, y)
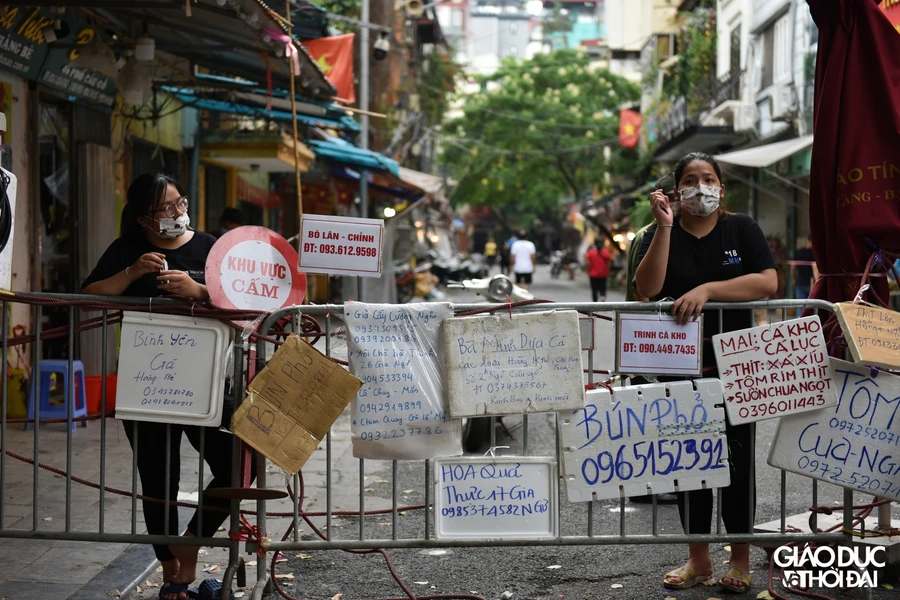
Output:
top-left (302, 34), bottom-right (355, 103)
top-left (618, 109), bottom-right (641, 149)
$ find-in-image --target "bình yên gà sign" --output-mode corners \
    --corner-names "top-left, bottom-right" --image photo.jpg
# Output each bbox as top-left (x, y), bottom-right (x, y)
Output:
top-left (834, 302), bottom-right (900, 370)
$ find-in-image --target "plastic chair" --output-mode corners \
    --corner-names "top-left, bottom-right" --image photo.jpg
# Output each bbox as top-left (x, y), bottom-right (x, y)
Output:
top-left (25, 360), bottom-right (88, 432)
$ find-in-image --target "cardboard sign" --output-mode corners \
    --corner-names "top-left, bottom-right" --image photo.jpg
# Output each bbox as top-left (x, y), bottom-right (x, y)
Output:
top-left (345, 302), bottom-right (462, 460)
top-left (115, 312), bottom-right (231, 427)
top-left (713, 316), bottom-right (837, 425)
top-left (232, 334), bottom-right (362, 474)
top-left (769, 358), bottom-right (900, 501)
top-left (205, 226), bottom-right (306, 311)
top-left (616, 313), bottom-right (702, 376)
top-left (299, 215), bottom-right (384, 277)
top-left (834, 302), bottom-right (900, 369)
top-left (434, 456), bottom-right (558, 540)
top-left (558, 379), bottom-right (730, 502)
top-left (443, 310), bottom-right (585, 418)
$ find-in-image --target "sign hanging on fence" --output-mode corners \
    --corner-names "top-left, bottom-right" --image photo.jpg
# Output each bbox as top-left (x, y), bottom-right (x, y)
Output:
top-left (433, 456), bottom-right (558, 540)
top-left (205, 226), bottom-right (306, 311)
top-left (769, 358), bottom-right (900, 501)
top-left (713, 316), bottom-right (837, 425)
top-left (442, 310), bottom-right (585, 417)
top-left (834, 302), bottom-right (900, 370)
top-left (115, 312), bottom-right (231, 427)
top-left (345, 302), bottom-right (462, 460)
top-left (616, 313), bottom-right (702, 376)
top-left (299, 214), bottom-right (384, 277)
top-left (558, 378), bottom-right (730, 502)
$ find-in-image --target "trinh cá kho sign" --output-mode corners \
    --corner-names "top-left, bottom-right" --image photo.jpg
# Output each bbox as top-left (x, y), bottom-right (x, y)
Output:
top-left (714, 316), bottom-right (837, 425)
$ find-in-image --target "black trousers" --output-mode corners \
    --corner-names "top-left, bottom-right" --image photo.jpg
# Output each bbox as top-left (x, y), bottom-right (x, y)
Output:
top-left (677, 421), bottom-right (756, 535)
top-left (589, 276), bottom-right (608, 301)
top-left (123, 420), bottom-right (257, 561)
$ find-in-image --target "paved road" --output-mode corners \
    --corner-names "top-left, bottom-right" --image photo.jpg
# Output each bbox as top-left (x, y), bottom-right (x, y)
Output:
top-left (136, 269), bottom-right (899, 600)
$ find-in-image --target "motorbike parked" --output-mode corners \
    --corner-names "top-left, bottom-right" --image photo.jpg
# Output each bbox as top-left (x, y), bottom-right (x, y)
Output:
top-left (394, 261), bottom-right (435, 303)
top-left (447, 274), bottom-right (533, 451)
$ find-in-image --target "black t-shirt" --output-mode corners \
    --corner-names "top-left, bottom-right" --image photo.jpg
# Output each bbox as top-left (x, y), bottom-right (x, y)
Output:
top-left (795, 247), bottom-right (815, 284)
top-left (81, 232), bottom-right (217, 297)
top-left (636, 213), bottom-right (776, 368)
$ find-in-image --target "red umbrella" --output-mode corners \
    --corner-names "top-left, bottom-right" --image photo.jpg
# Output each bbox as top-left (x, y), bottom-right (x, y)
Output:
top-left (807, 0), bottom-right (900, 343)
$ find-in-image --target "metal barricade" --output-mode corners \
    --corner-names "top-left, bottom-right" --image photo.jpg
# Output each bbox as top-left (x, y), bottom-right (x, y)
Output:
top-left (0, 294), bottom-right (885, 600)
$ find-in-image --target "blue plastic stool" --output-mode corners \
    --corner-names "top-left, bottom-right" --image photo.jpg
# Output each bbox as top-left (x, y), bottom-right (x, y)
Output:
top-left (26, 360), bottom-right (88, 432)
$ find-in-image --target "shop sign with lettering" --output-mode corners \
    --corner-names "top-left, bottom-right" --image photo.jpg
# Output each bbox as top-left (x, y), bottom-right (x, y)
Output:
top-left (0, 6), bottom-right (53, 79)
top-left (37, 14), bottom-right (117, 107)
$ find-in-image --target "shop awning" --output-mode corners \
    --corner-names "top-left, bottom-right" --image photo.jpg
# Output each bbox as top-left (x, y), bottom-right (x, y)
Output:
top-left (308, 140), bottom-right (399, 176)
top-left (654, 125), bottom-right (744, 162)
top-left (167, 90), bottom-right (360, 133)
top-left (330, 167), bottom-right (426, 200)
top-left (715, 135), bottom-right (814, 168)
top-left (398, 167), bottom-right (444, 196)
top-left (202, 131), bottom-right (315, 173)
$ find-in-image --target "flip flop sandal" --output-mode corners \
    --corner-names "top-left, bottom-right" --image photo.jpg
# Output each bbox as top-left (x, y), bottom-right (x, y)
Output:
top-left (718, 567), bottom-right (751, 593)
top-left (663, 566), bottom-right (712, 589)
top-left (159, 582), bottom-right (197, 600)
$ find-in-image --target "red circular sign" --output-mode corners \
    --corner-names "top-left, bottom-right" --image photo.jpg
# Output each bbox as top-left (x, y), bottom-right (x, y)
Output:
top-left (205, 226), bottom-right (306, 310)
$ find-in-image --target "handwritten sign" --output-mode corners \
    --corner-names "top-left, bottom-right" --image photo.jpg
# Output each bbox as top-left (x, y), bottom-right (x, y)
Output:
top-left (558, 379), bottom-right (730, 502)
top-left (616, 313), bottom-right (702, 376)
top-left (834, 302), bottom-right (900, 369)
top-left (769, 358), bottom-right (900, 501)
top-left (442, 310), bottom-right (585, 418)
top-left (299, 215), bottom-right (384, 277)
top-left (232, 335), bottom-right (361, 474)
top-left (713, 316), bottom-right (837, 425)
top-left (345, 302), bottom-right (461, 460)
top-left (434, 457), bottom-right (558, 540)
top-left (115, 312), bottom-right (231, 427)
top-left (206, 226), bottom-right (306, 311)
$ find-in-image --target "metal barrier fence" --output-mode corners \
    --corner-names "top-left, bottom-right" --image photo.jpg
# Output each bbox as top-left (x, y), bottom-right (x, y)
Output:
top-left (0, 293), bottom-right (883, 600)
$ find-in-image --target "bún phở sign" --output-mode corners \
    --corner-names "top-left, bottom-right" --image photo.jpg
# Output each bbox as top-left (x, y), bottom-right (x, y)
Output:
top-left (616, 313), bottom-right (702, 376)
top-left (558, 379), bottom-right (730, 502)
top-left (443, 310), bottom-right (585, 418)
top-left (834, 302), bottom-right (900, 370)
top-left (434, 456), bottom-right (558, 540)
top-left (768, 358), bottom-right (900, 501)
top-left (713, 316), bottom-right (837, 425)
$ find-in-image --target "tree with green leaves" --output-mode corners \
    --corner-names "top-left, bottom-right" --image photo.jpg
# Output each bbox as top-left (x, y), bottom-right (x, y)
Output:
top-left (439, 49), bottom-right (641, 227)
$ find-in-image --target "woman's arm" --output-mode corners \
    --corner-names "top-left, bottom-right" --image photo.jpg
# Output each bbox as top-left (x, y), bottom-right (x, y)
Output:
top-left (82, 270), bottom-right (137, 296)
top-left (82, 252), bottom-right (166, 297)
top-left (672, 269), bottom-right (778, 323)
top-left (634, 190), bottom-right (674, 299)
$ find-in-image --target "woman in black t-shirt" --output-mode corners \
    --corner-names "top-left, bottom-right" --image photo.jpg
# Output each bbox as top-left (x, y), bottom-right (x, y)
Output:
top-left (635, 153), bottom-right (777, 594)
top-left (83, 173), bottom-right (243, 600)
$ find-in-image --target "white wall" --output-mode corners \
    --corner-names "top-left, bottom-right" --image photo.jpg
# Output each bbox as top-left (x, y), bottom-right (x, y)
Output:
top-left (717, 0), bottom-right (754, 79)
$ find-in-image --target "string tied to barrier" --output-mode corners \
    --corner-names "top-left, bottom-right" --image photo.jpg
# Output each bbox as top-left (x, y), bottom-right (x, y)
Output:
top-left (228, 514), bottom-right (269, 556)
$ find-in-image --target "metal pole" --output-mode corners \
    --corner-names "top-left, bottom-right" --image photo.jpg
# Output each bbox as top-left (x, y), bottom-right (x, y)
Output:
top-left (359, 0), bottom-right (370, 301)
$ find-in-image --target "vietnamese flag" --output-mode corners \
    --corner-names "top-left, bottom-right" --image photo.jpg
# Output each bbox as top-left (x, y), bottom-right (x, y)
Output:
top-left (618, 109), bottom-right (642, 149)
top-left (807, 0), bottom-right (900, 324)
top-left (302, 34), bottom-right (355, 103)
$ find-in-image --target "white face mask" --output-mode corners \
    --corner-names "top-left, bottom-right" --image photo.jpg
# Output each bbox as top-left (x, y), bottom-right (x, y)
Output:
top-left (152, 214), bottom-right (190, 239)
top-left (679, 184), bottom-right (721, 217)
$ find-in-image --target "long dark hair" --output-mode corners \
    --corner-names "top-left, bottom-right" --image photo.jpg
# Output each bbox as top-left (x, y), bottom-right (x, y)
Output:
top-left (120, 173), bottom-right (184, 235)
top-left (672, 152), bottom-right (729, 220)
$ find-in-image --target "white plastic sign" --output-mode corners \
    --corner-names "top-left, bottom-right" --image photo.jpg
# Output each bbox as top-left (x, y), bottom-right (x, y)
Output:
top-left (299, 215), bottom-right (384, 277)
top-left (443, 310), bottom-right (585, 417)
top-left (345, 302), bottom-right (461, 460)
top-left (115, 312), bottom-right (231, 427)
top-left (0, 169), bottom-right (17, 290)
top-left (559, 379), bottom-right (730, 502)
top-left (616, 313), bottom-right (702, 376)
top-left (434, 456), bottom-right (558, 540)
top-left (713, 316), bottom-right (837, 425)
top-left (769, 358), bottom-right (900, 501)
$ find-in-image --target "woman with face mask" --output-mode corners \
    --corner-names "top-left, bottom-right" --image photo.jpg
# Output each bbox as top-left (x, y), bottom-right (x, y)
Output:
top-left (635, 153), bottom-right (778, 594)
top-left (82, 173), bottom-right (247, 600)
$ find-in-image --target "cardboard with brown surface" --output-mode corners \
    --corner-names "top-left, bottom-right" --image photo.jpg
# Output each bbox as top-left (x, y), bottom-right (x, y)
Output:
top-left (232, 334), bottom-right (362, 474)
top-left (834, 302), bottom-right (900, 370)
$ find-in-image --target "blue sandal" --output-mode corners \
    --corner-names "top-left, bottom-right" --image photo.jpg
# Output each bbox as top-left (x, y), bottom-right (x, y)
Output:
top-left (159, 582), bottom-right (196, 600)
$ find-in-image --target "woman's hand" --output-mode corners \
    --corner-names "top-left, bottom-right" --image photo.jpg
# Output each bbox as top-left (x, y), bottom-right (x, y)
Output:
top-left (650, 190), bottom-right (674, 226)
top-left (672, 284), bottom-right (709, 324)
top-left (158, 270), bottom-right (205, 299)
top-left (129, 252), bottom-right (167, 279)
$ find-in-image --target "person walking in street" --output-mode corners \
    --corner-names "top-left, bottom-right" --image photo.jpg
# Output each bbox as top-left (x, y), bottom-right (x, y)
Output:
top-left (791, 236), bottom-right (818, 316)
top-left (484, 237), bottom-right (498, 273)
top-left (635, 152), bottom-right (777, 595)
top-left (585, 237), bottom-right (612, 301)
top-left (503, 232), bottom-right (519, 276)
top-left (509, 230), bottom-right (537, 290)
top-left (82, 173), bottom-right (255, 600)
